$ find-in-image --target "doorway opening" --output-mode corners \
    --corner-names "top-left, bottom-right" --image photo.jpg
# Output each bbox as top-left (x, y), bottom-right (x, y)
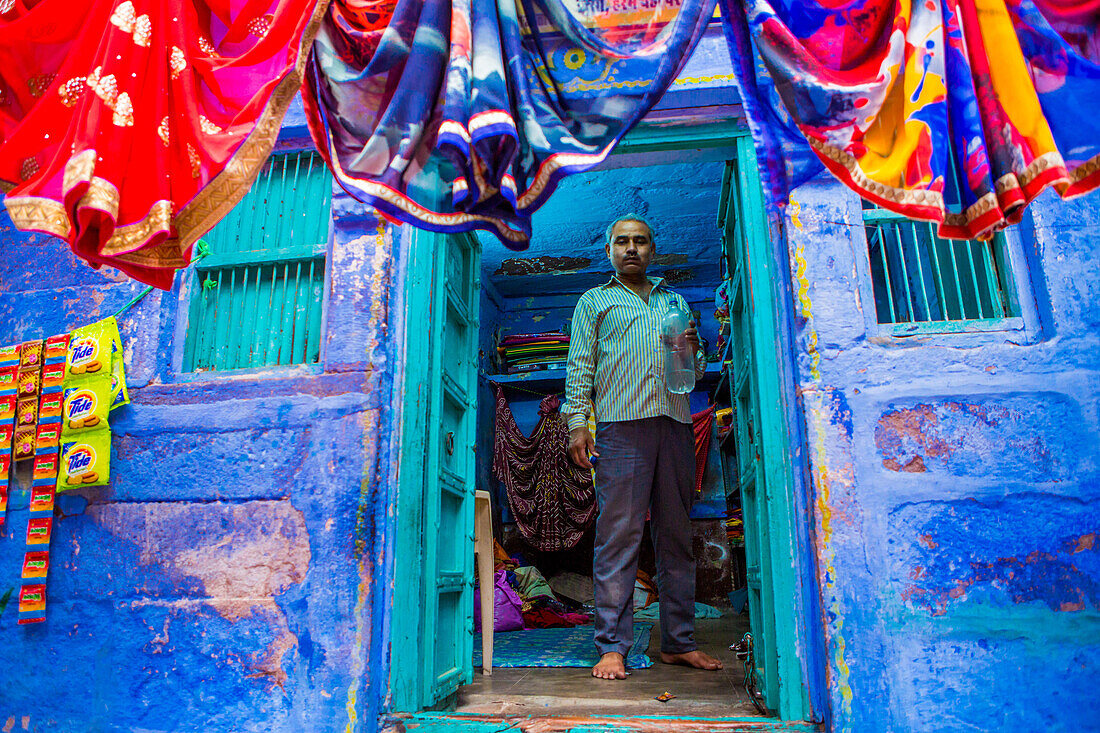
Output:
top-left (390, 132), bottom-right (816, 725)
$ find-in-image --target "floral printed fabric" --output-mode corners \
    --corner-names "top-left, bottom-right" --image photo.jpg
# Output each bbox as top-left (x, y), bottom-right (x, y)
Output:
top-left (721, 0), bottom-right (1100, 239)
top-left (303, 0), bottom-right (715, 247)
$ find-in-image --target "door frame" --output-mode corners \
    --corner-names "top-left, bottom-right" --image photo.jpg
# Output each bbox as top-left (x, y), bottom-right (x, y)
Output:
top-left (384, 123), bottom-right (826, 725)
top-left (726, 135), bottom-right (826, 722)
top-left (389, 225), bottom-right (482, 713)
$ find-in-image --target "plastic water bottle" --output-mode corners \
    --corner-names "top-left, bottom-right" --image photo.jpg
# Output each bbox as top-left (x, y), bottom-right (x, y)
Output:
top-left (661, 302), bottom-right (695, 394)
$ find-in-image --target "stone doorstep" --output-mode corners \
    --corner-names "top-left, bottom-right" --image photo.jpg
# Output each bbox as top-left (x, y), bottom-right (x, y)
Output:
top-left (384, 712), bottom-right (822, 732)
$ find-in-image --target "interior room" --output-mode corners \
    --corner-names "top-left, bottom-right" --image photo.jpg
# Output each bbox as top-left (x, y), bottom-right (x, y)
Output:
top-left (458, 157), bottom-right (766, 716)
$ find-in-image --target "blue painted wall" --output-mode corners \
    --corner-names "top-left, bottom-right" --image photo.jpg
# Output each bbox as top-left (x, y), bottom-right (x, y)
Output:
top-left (784, 180), bottom-right (1100, 732)
top-left (0, 155), bottom-right (397, 731)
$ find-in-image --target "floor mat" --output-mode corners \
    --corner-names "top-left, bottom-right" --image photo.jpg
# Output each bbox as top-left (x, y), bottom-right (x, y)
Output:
top-left (473, 623), bottom-right (653, 669)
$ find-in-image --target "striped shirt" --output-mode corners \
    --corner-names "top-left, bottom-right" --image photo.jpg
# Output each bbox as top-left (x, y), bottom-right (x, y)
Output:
top-left (564, 276), bottom-right (706, 431)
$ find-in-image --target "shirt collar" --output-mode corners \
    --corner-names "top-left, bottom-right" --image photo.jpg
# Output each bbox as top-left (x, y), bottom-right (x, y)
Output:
top-left (603, 274), bottom-right (665, 291)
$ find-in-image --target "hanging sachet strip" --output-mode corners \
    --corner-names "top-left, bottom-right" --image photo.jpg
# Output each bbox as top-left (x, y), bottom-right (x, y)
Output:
top-left (720, 0), bottom-right (1100, 239)
top-left (13, 340), bottom-right (44, 462)
top-left (15, 332), bottom-right (66, 625)
top-left (303, 0), bottom-right (716, 247)
top-left (20, 504), bottom-right (53, 624)
top-left (0, 0), bottom-right (331, 288)
top-left (0, 343), bottom-right (15, 526)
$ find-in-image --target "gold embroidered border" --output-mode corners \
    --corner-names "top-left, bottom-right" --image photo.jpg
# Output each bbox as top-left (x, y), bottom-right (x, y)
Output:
top-left (810, 136), bottom-right (1100, 230)
top-left (2, 0), bottom-right (331, 279)
top-left (808, 136), bottom-right (946, 210)
top-left (942, 192), bottom-right (998, 228)
top-left (108, 232), bottom-right (188, 268)
top-left (814, 136), bottom-right (1003, 230)
top-left (4, 197), bottom-right (72, 239)
top-left (63, 149), bottom-right (97, 193)
top-left (100, 199), bottom-right (172, 255)
top-left (1011, 151), bottom-right (1067, 193)
top-left (1069, 150), bottom-right (1100, 185)
top-left (83, 177), bottom-right (121, 220)
top-left (516, 144), bottom-right (613, 209)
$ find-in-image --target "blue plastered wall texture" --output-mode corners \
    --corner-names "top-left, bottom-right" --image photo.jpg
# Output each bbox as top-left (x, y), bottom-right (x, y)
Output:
top-left (0, 179), bottom-right (396, 732)
top-left (785, 180), bottom-right (1100, 732)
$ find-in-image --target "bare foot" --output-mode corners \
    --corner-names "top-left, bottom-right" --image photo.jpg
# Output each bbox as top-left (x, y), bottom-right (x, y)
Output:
top-left (660, 650), bottom-right (724, 670)
top-left (592, 652), bottom-right (627, 680)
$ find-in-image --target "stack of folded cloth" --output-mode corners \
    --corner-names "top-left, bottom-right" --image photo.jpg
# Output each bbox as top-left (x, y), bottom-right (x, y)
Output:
top-left (497, 331), bottom-right (570, 373)
top-left (725, 507), bottom-right (744, 546)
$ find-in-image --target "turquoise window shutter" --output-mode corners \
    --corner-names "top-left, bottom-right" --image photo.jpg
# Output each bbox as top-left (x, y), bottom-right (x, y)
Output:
top-left (184, 151), bottom-right (330, 372)
top-left (863, 205), bottom-right (1019, 331)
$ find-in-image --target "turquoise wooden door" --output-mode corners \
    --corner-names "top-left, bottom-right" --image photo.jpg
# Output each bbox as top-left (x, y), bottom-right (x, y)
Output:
top-left (717, 138), bottom-right (811, 720)
top-left (719, 154), bottom-right (779, 711)
top-left (422, 231), bottom-right (480, 703)
top-left (391, 228), bottom-right (480, 711)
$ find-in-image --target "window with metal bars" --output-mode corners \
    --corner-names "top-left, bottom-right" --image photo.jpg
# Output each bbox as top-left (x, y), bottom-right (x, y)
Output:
top-left (183, 151), bottom-right (331, 372)
top-left (862, 203), bottom-right (1020, 334)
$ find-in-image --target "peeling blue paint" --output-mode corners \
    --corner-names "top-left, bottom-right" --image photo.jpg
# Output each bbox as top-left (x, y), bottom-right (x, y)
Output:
top-left (890, 495), bottom-right (1100, 615)
top-left (789, 180), bottom-right (1100, 732)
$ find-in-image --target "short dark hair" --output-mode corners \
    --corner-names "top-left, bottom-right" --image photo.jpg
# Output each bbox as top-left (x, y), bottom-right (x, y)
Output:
top-left (605, 213), bottom-right (655, 246)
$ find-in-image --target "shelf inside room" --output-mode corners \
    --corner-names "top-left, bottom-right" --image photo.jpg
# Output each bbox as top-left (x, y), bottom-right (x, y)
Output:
top-left (487, 362), bottom-right (724, 392)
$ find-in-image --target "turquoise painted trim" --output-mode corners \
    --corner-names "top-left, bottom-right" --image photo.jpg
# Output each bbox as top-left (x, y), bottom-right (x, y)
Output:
top-left (888, 316), bottom-right (1025, 337)
top-left (420, 227), bottom-right (448, 703)
top-left (182, 149), bottom-right (331, 373)
top-left (198, 243), bottom-right (326, 269)
top-left (389, 226), bottom-right (482, 711)
top-left (735, 136), bottom-right (814, 723)
top-left (616, 120), bottom-right (748, 154)
top-left (389, 224), bottom-right (437, 713)
top-left (386, 122), bottom-right (823, 724)
top-left (859, 209), bottom-right (920, 223)
top-left (390, 713), bottom-right (822, 732)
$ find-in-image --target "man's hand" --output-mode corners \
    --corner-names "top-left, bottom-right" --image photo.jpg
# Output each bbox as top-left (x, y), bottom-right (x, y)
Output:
top-left (685, 319), bottom-right (700, 354)
top-left (569, 426), bottom-right (599, 469)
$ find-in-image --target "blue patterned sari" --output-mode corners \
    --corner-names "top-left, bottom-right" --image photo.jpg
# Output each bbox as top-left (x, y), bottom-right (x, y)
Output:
top-left (303, 0), bottom-right (716, 246)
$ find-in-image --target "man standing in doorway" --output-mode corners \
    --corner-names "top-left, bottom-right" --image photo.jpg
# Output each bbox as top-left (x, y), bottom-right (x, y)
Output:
top-left (564, 214), bottom-right (723, 680)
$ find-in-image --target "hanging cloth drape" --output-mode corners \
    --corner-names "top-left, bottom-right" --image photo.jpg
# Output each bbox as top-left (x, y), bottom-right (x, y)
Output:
top-left (492, 385), bottom-right (596, 552)
top-left (0, 0), bottom-right (328, 288)
top-left (692, 405), bottom-right (714, 499)
top-left (303, 0), bottom-right (716, 246)
top-left (720, 0), bottom-right (1100, 239)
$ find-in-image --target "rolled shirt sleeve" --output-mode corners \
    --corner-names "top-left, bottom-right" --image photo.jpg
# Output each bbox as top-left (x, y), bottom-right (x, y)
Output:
top-left (694, 347), bottom-right (708, 380)
top-left (564, 295), bottom-right (597, 432)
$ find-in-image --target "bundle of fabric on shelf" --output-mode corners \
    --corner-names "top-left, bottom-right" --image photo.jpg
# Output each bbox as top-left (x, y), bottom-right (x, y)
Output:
top-left (496, 331), bottom-right (570, 374)
top-left (726, 507), bottom-right (744, 547)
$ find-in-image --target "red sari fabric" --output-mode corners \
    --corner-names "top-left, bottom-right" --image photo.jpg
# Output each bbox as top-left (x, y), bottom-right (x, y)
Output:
top-left (0, 0), bottom-right (328, 288)
top-left (692, 405), bottom-right (714, 499)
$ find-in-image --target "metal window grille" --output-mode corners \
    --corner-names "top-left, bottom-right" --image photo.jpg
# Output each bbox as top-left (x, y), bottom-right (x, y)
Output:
top-left (184, 151), bottom-right (331, 372)
top-left (863, 206), bottom-right (1019, 329)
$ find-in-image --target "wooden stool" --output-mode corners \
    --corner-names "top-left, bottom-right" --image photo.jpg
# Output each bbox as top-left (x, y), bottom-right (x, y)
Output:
top-left (474, 490), bottom-right (493, 676)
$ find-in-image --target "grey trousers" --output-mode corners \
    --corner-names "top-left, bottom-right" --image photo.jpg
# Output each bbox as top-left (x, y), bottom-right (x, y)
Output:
top-left (593, 416), bottom-right (697, 658)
